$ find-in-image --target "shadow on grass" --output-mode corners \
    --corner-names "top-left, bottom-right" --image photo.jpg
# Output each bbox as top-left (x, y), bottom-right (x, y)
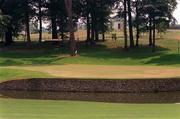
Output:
top-left (0, 57), bottom-right (66, 66)
top-left (79, 43), bottom-right (169, 60)
top-left (0, 41), bottom-right (71, 66)
top-left (145, 54), bottom-right (180, 65)
top-left (1, 41), bottom-right (178, 66)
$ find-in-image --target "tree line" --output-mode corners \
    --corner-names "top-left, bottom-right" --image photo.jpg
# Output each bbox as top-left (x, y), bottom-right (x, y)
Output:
top-left (0, 0), bottom-right (177, 55)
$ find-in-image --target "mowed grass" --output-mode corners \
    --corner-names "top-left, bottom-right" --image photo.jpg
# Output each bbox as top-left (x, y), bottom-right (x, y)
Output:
top-left (3, 65), bottom-right (180, 80)
top-left (0, 68), bottom-right (53, 82)
top-left (0, 98), bottom-right (180, 119)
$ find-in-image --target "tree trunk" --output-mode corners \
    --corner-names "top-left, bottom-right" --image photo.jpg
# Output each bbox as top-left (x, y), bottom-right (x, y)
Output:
top-left (135, 0), bottom-right (139, 47)
top-left (86, 12), bottom-right (91, 44)
top-left (60, 19), bottom-right (64, 47)
top-left (86, 1), bottom-right (91, 44)
top-left (51, 16), bottom-right (58, 39)
top-left (152, 18), bottom-right (156, 52)
top-left (127, 0), bottom-right (134, 48)
top-left (94, 2), bottom-right (99, 41)
top-left (90, 0), bottom-right (96, 44)
top-left (102, 33), bottom-right (105, 41)
top-left (0, 32), bottom-right (5, 42)
top-left (123, 0), bottom-right (128, 49)
top-left (5, 28), bottom-right (13, 46)
top-left (91, 12), bottom-right (95, 43)
top-left (149, 16), bottom-right (153, 46)
top-left (25, 15), bottom-right (31, 45)
top-left (100, 0), bottom-right (105, 42)
top-left (95, 26), bottom-right (99, 41)
top-left (65, 0), bottom-right (77, 56)
top-left (38, 0), bottom-right (42, 43)
top-left (25, 1), bottom-right (31, 46)
top-left (61, 30), bottom-right (64, 44)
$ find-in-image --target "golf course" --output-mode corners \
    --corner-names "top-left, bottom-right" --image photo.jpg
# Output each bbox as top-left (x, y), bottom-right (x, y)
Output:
top-left (1, 0), bottom-right (180, 118)
top-left (0, 30), bottom-right (180, 119)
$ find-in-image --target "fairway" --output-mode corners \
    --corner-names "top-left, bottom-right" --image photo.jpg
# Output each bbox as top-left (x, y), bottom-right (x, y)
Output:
top-left (0, 98), bottom-right (180, 119)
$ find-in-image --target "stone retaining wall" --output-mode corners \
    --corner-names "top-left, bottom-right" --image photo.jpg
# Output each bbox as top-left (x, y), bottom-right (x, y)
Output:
top-left (0, 78), bottom-right (180, 93)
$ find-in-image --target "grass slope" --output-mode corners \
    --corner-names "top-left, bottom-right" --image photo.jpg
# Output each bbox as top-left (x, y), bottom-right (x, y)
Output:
top-left (0, 30), bottom-right (180, 67)
top-left (0, 98), bottom-right (180, 119)
top-left (0, 68), bottom-right (53, 82)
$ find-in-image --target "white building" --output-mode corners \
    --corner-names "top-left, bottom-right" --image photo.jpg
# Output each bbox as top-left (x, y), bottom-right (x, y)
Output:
top-left (111, 16), bottom-right (123, 31)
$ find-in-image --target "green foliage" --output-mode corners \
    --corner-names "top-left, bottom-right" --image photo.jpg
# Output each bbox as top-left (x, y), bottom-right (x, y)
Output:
top-left (138, 0), bottom-right (177, 33)
top-left (0, 9), bottom-right (10, 38)
top-left (1, 0), bottom-right (24, 36)
top-left (157, 21), bottom-right (169, 34)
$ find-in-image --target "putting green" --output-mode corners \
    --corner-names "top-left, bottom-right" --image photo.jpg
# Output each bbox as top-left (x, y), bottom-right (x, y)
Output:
top-left (5, 65), bottom-right (180, 79)
top-left (0, 98), bottom-right (180, 119)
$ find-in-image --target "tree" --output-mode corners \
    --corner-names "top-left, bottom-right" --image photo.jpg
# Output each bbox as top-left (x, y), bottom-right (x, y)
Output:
top-left (135, 0), bottom-right (140, 47)
top-left (127, 0), bottom-right (134, 48)
top-left (48, 0), bottom-right (58, 39)
top-left (38, 0), bottom-right (43, 43)
top-left (80, 0), bottom-right (116, 45)
top-left (123, 0), bottom-right (128, 49)
top-left (116, 0), bottom-right (128, 49)
top-left (25, 0), bottom-right (31, 45)
top-left (1, 0), bottom-right (24, 46)
top-left (20, 0), bottom-right (35, 45)
top-left (31, 0), bottom-right (46, 43)
top-left (65, 0), bottom-right (77, 56)
top-left (117, 0), bottom-right (134, 49)
top-left (0, 9), bottom-right (10, 42)
top-left (156, 21), bottom-right (169, 37)
top-left (140, 0), bottom-right (177, 51)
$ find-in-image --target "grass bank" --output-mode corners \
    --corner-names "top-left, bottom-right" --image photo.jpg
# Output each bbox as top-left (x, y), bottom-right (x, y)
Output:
top-left (0, 68), bottom-right (53, 82)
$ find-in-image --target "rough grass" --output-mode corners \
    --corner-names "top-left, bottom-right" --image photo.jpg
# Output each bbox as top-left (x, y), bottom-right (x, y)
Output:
top-left (0, 98), bottom-right (180, 119)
